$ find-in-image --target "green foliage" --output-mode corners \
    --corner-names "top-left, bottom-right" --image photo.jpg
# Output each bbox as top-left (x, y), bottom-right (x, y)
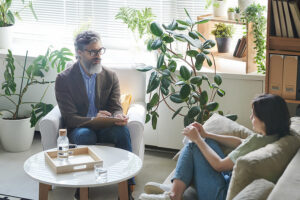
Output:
top-left (115, 7), bottom-right (155, 40)
top-left (211, 23), bottom-right (235, 38)
top-left (241, 3), bottom-right (267, 74)
top-left (228, 7), bottom-right (235, 12)
top-left (0, 47), bottom-right (73, 127)
top-left (138, 8), bottom-right (237, 129)
top-left (0, 0), bottom-right (37, 27)
top-left (205, 0), bottom-right (226, 9)
top-left (234, 7), bottom-right (240, 14)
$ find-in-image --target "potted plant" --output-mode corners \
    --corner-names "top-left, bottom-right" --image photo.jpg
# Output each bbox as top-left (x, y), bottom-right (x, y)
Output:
top-left (234, 7), bottom-right (241, 21)
top-left (0, 48), bottom-right (73, 152)
top-left (137, 9), bottom-right (237, 129)
top-left (211, 22), bottom-right (235, 53)
top-left (227, 7), bottom-right (235, 20)
top-left (0, 0), bottom-right (37, 49)
top-left (241, 3), bottom-right (267, 73)
top-left (205, 0), bottom-right (228, 17)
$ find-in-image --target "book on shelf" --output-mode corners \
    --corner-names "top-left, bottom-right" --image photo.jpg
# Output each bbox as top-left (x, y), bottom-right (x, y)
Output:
top-left (283, 0), bottom-right (295, 37)
top-left (289, 0), bottom-right (300, 37)
top-left (278, 0), bottom-right (288, 37)
top-left (272, 0), bottom-right (282, 36)
top-left (269, 54), bottom-right (284, 96)
top-left (236, 37), bottom-right (246, 58)
top-left (233, 38), bottom-right (241, 57)
top-left (282, 56), bottom-right (298, 99)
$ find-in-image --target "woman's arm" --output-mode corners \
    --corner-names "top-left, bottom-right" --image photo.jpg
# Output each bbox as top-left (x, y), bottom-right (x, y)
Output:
top-left (191, 122), bottom-right (243, 148)
top-left (184, 125), bottom-right (234, 172)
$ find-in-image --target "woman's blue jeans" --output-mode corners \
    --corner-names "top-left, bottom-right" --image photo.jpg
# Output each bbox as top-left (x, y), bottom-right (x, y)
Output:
top-left (172, 139), bottom-right (231, 200)
top-left (69, 125), bottom-right (135, 185)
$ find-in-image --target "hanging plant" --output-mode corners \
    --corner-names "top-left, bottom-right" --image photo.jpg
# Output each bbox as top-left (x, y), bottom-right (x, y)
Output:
top-left (241, 3), bottom-right (267, 74)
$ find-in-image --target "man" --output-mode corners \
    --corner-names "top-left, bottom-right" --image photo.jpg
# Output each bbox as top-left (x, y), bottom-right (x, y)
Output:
top-left (55, 30), bottom-right (134, 199)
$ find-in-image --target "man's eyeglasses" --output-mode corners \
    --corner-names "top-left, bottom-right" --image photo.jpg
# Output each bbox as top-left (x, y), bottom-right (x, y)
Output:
top-left (84, 47), bottom-right (106, 56)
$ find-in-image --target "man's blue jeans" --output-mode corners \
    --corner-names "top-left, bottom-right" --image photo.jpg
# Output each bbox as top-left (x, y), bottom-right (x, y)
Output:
top-left (69, 125), bottom-right (135, 185)
top-left (172, 139), bottom-right (231, 200)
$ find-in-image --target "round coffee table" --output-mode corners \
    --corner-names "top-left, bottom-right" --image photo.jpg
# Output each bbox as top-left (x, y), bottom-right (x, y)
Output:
top-left (24, 145), bottom-right (142, 200)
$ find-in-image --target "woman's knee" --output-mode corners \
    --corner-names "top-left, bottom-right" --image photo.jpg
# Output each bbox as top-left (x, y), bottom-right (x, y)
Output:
top-left (111, 126), bottom-right (131, 139)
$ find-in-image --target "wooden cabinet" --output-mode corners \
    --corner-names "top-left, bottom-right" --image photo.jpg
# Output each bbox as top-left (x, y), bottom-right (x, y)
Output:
top-left (197, 14), bottom-right (257, 74)
top-left (265, 0), bottom-right (300, 103)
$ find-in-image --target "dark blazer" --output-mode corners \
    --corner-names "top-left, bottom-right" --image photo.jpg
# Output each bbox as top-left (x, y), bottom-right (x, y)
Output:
top-left (55, 61), bottom-right (123, 130)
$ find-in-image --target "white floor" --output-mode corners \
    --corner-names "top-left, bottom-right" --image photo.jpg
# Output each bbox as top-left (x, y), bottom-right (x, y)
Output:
top-left (0, 134), bottom-right (177, 200)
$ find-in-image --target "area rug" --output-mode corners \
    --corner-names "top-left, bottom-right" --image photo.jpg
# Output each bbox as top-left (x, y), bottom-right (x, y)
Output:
top-left (0, 194), bottom-right (32, 200)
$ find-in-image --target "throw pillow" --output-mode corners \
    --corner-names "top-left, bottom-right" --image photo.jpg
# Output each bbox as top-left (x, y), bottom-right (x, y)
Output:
top-left (120, 94), bottom-right (132, 115)
top-left (227, 135), bottom-right (300, 200)
top-left (232, 179), bottom-right (274, 200)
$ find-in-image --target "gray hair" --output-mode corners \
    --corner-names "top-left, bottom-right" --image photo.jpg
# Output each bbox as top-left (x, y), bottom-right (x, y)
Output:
top-left (74, 31), bottom-right (102, 57)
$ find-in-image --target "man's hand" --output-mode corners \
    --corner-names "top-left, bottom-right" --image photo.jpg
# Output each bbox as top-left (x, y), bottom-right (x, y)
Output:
top-left (183, 125), bottom-right (203, 143)
top-left (114, 113), bottom-right (129, 126)
top-left (96, 110), bottom-right (112, 118)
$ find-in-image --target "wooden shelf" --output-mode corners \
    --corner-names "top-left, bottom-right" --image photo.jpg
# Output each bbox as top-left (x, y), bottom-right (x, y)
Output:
top-left (197, 15), bottom-right (257, 74)
top-left (265, 0), bottom-right (300, 104)
top-left (285, 99), bottom-right (300, 104)
top-left (212, 51), bottom-right (247, 62)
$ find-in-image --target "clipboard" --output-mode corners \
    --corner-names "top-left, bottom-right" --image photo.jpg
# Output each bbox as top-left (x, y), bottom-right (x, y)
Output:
top-left (79, 117), bottom-right (123, 130)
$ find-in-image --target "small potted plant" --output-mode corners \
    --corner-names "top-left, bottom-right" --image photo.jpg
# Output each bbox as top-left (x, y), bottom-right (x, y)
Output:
top-left (234, 7), bottom-right (241, 21)
top-left (0, 0), bottom-right (37, 49)
top-left (205, 0), bottom-right (228, 17)
top-left (211, 22), bottom-right (235, 53)
top-left (227, 7), bottom-right (235, 20)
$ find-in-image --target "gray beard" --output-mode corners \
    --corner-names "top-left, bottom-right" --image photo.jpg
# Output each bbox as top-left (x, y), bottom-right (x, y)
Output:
top-left (86, 63), bottom-right (102, 74)
top-left (81, 59), bottom-right (102, 74)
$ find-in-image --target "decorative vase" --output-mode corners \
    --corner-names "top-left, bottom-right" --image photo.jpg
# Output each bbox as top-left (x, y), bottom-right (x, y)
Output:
top-left (228, 12), bottom-right (235, 20)
top-left (0, 112), bottom-right (34, 152)
top-left (216, 37), bottom-right (231, 53)
top-left (238, 0), bottom-right (256, 12)
top-left (213, 0), bottom-right (228, 17)
top-left (0, 25), bottom-right (13, 49)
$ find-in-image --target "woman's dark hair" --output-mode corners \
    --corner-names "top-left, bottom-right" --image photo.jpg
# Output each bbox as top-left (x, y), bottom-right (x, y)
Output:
top-left (252, 94), bottom-right (290, 137)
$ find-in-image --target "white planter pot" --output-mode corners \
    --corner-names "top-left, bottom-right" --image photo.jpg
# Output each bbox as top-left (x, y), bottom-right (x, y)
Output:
top-left (234, 13), bottom-right (241, 21)
top-left (213, 0), bottom-right (228, 17)
top-left (238, 0), bottom-right (256, 12)
top-left (0, 117), bottom-right (34, 152)
top-left (228, 12), bottom-right (235, 20)
top-left (0, 25), bottom-right (13, 49)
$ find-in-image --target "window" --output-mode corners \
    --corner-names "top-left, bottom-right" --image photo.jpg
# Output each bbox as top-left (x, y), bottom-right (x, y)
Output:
top-left (11, 1), bottom-right (267, 50)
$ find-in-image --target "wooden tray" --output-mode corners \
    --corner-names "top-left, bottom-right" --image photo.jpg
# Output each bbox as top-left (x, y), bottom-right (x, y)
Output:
top-left (44, 146), bottom-right (103, 174)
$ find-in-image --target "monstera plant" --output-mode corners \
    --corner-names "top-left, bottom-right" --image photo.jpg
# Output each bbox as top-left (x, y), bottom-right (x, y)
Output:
top-left (137, 9), bottom-right (237, 129)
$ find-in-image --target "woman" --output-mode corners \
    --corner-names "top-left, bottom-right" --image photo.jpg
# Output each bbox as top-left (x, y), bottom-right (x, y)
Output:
top-left (139, 94), bottom-right (290, 200)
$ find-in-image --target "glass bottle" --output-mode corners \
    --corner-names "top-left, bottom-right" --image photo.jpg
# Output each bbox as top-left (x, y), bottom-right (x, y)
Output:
top-left (57, 129), bottom-right (69, 161)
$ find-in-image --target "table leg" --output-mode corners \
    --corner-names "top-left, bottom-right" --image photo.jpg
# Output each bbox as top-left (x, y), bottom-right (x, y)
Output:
top-left (39, 183), bottom-right (49, 200)
top-left (80, 187), bottom-right (89, 200)
top-left (118, 181), bottom-right (128, 200)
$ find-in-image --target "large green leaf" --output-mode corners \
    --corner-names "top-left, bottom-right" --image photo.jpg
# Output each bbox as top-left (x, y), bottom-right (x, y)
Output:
top-left (225, 114), bottom-right (238, 121)
top-left (180, 65), bottom-right (191, 80)
top-left (188, 106), bottom-right (200, 118)
top-left (151, 38), bottom-right (163, 50)
top-left (149, 93), bottom-right (159, 108)
top-left (176, 19), bottom-right (190, 26)
top-left (168, 60), bottom-right (177, 72)
top-left (180, 84), bottom-right (191, 99)
top-left (2, 49), bottom-right (16, 95)
top-left (206, 102), bottom-right (219, 111)
top-left (145, 113), bottom-right (151, 123)
top-left (217, 89), bottom-right (225, 97)
top-left (30, 103), bottom-right (54, 127)
top-left (186, 50), bottom-right (199, 58)
top-left (161, 77), bottom-right (171, 88)
top-left (195, 53), bottom-right (205, 70)
top-left (147, 71), bottom-right (160, 93)
top-left (172, 106), bottom-right (183, 119)
top-left (188, 31), bottom-right (199, 39)
top-left (163, 19), bottom-right (178, 31)
top-left (162, 35), bottom-right (174, 43)
top-left (151, 111), bottom-right (159, 129)
top-left (199, 91), bottom-right (208, 105)
top-left (190, 76), bottom-right (202, 86)
top-left (195, 19), bottom-right (209, 24)
top-left (170, 93), bottom-right (184, 103)
top-left (157, 54), bottom-right (164, 69)
top-left (214, 74), bottom-right (222, 85)
top-left (184, 115), bottom-right (194, 127)
top-left (150, 22), bottom-right (164, 37)
top-left (160, 86), bottom-right (169, 95)
top-left (136, 65), bottom-right (153, 72)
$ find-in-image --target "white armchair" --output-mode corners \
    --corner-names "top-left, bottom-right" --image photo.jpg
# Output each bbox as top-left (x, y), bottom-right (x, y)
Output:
top-left (39, 65), bottom-right (147, 161)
